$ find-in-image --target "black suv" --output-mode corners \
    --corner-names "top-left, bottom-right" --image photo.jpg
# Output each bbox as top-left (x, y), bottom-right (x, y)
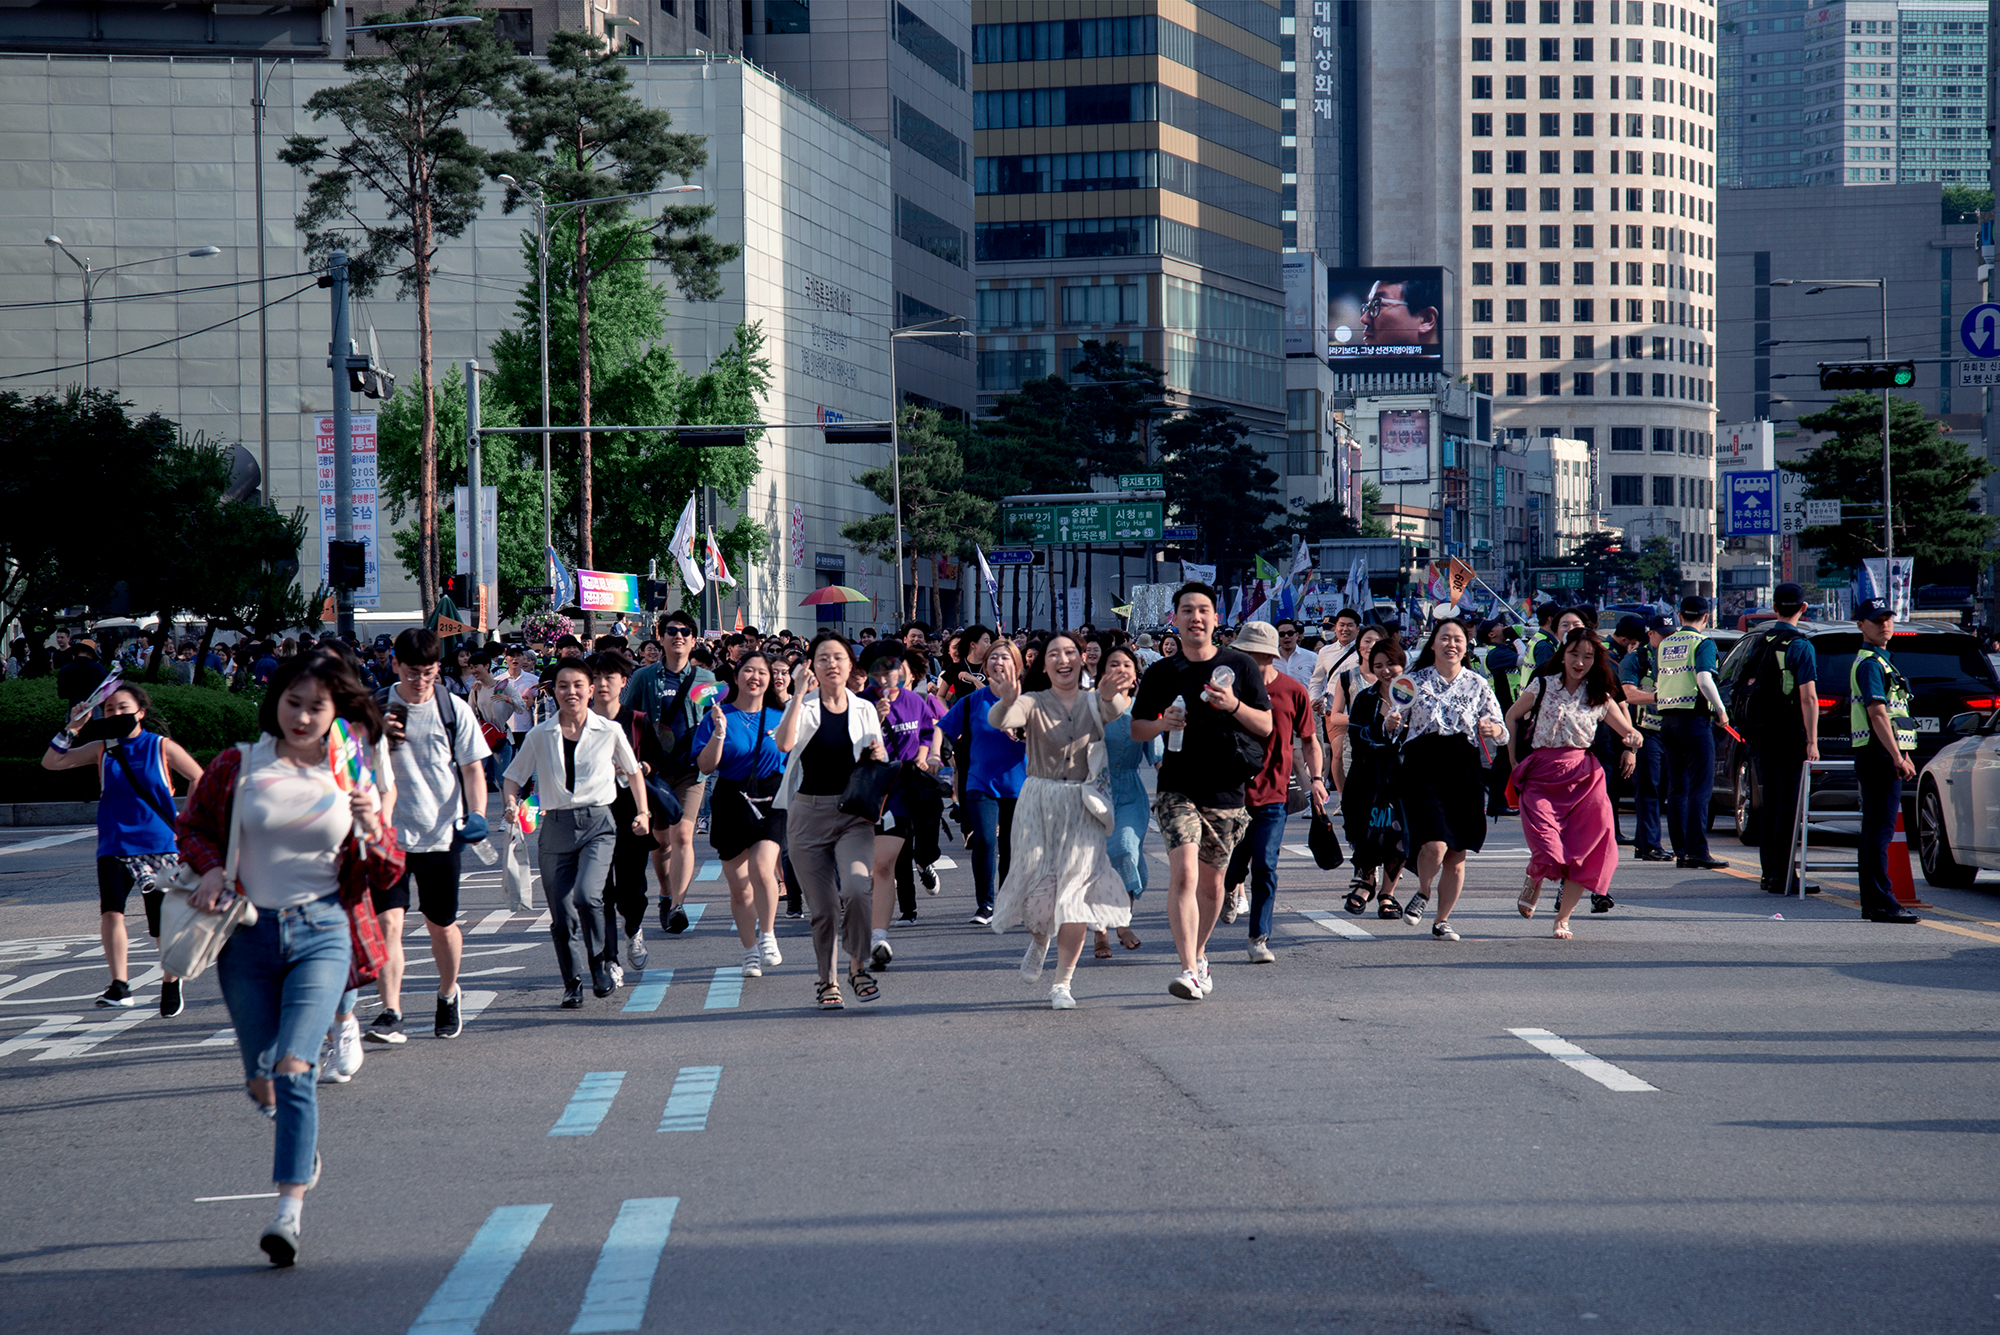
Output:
top-left (1708, 621), bottom-right (2000, 842)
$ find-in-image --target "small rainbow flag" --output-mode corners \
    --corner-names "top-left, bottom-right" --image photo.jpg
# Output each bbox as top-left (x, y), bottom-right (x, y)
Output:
top-left (327, 718), bottom-right (375, 794)
top-left (689, 680), bottom-right (725, 714)
top-left (515, 794), bottom-right (542, 835)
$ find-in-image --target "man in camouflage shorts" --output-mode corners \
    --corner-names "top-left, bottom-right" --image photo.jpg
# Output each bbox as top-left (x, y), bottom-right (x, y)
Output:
top-left (1131, 584), bottom-right (1272, 1002)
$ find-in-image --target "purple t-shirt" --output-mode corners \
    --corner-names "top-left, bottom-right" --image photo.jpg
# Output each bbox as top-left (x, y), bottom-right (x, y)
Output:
top-left (868, 688), bottom-right (936, 764)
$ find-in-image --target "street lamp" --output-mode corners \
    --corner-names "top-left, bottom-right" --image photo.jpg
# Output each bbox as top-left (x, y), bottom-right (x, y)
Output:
top-left (1769, 278), bottom-right (1893, 584)
top-left (43, 237), bottom-right (222, 391)
top-left (494, 176), bottom-right (704, 552)
top-left (886, 315), bottom-right (972, 618)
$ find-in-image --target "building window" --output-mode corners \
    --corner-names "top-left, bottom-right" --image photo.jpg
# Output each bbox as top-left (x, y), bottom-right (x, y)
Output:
top-left (1474, 336), bottom-right (1495, 359)
top-left (1473, 188), bottom-right (1494, 211)
top-left (1474, 372), bottom-right (1495, 394)
top-left (1506, 75), bottom-right (1528, 98)
top-left (899, 196), bottom-right (967, 267)
top-left (1539, 0), bottom-right (1560, 20)
top-left (1611, 474), bottom-right (1644, 505)
top-left (1507, 336), bottom-right (1528, 359)
top-left (1573, 299), bottom-right (1595, 322)
top-left (1506, 113), bottom-right (1528, 136)
top-left (1611, 427), bottom-right (1643, 452)
top-left (1572, 262), bottom-right (1594, 285)
top-left (1626, 372), bottom-right (1643, 395)
top-left (1539, 335), bottom-right (1562, 357)
top-left (693, 0), bottom-right (708, 34)
top-left (1574, 112), bottom-right (1595, 137)
top-left (1473, 76), bottom-right (1495, 98)
top-left (1472, 299), bottom-right (1495, 322)
top-left (1652, 426), bottom-right (1674, 451)
top-left (896, 2), bottom-right (967, 87)
top-left (1572, 372), bottom-right (1595, 395)
top-left (1539, 187), bottom-right (1561, 210)
top-left (1572, 187), bottom-right (1594, 210)
top-left (1539, 36), bottom-right (1560, 59)
top-left (1540, 112), bottom-right (1562, 135)
top-left (1507, 188), bottom-right (1528, 211)
top-left (1506, 36), bottom-right (1527, 59)
top-left (1506, 300), bottom-right (1528, 322)
top-left (1506, 150), bottom-right (1527, 173)
top-left (1507, 373), bottom-right (1529, 395)
top-left (1539, 224), bottom-right (1560, 247)
top-left (1472, 225), bottom-right (1494, 248)
top-left (1505, 225), bottom-right (1527, 247)
top-left (1505, 262), bottom-right (1527, 284)
top-left (1539, 372), bottom-right (1562, 394)
top-left (977, 285), bottom-right (1046, 331)
top-left (1473, 113), bottom-right (1494, 135)
top-left (1572, 150), bottom-right (1594, 174)
top-left (1573, 75), bottom-right (1594, 98)
top-left (1539, 75), bottom-right (1562, 98)
top-left (1473, 37), bottom-right (1494, 60)
top-left (1061, 282), bottom-right (1143, 326)
top-left (896, 99), bottom-right (967, 178)
top-left (1573, 335), bottom-right (1594, 359)
top-left (1538, 261), bottom-right (1561, 284)
top-left (1539, 299), bottom-right (1561, 320)
top-left (1473, 151), bottom-right (1494, 174)
top-left (764, 0), bottom-right (809, 33)
top-left (1540, 149), bottom-right (1562, 173)
top-left (493, 8), bottom-right (533, 53)
top-left (1651, 475), bottom-right (1675, 506)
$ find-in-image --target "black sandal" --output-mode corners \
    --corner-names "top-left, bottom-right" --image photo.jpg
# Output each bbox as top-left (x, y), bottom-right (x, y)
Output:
top-left (816, 981), bottom-right (844, 1011)
top-left (1377, 892), bottom-right (1402, 921)
top-left (849, 970), bottom-right (880, 1003)
top-left (1589, 893), bottom-right (1616, 914)
top-left (1343, 887), bottom-right (1370, 916)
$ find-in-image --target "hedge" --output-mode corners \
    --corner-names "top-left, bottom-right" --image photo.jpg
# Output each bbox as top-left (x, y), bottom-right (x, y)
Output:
top-left (0, 676), bottom-right (259, 802)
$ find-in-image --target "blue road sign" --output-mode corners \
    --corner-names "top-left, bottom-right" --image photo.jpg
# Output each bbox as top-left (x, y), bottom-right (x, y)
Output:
top-left (1960, 303), bottom-right (2000, 358)
top-left (1163, 526), bottom-right (1199, 541)
top-left (1725, 470), bottom-right (1779, 536)
top-left (986, 548), bottom-right (1036, 565)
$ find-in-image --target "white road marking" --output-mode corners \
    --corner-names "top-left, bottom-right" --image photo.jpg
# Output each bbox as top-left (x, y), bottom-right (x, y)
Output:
top-left (0, 831), bottom-right (94, 856)
top-left (111, 1028), bottom-right (237, 1055)
top-left (1297, 907), bottom-right (1374, 940)
top-left (1282, 844), bottom-right (1315, 859)
top-left (459, 990), bottom-right (498, 1023)
top-left (195, 1192), bottom-right (280, 1202)
top-left (931, 856), bottom-right (958, 870)
top-left (468, 910), bottom-right (516, 935)
top-left (696, 860), bottom-right (721, 882)
top-left (1508, 1027), bottom-right (1658, 1093)
top-left (36, 1010), bottom-right (152, 1058)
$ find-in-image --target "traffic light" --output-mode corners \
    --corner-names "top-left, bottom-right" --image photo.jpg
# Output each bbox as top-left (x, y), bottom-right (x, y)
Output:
top-left (327, 539), bottom-right (366, 590)
top-left (822, 423), bottom-right (894, 446)
top-left (1817, 361), bottom-right (1916, 391)
top-left (640, 578), bottom-right (671, 610)
top-left (446, 573), bottom-right (472, 605)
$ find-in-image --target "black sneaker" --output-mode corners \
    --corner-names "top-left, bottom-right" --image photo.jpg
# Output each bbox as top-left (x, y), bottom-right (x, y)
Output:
top-left (434, 991), bottom-right (462, 1039)
top-left (96, 980), bottom-right (134, 1008)
top-left (1679, 856), bottom-right (1729, 871)
top-left (665, 906), bottom-right (690, 935)
top-left (159, 977), bottom-right (185, 1018)
top-left (783, 907), bottom-right (805, 920)
top-left (364, 1010), bottom-right (406, 1045)
top-left (970, 909), bottom-right (994, 926)
top-left (1636, 849), bottom-right (1674, 863)
top-left (917, 862), bottom-right (939, 893)
top-left (1589, 893), bottom-right (1615, 914)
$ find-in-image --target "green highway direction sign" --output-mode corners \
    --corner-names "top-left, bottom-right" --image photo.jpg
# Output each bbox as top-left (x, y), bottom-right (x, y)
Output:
top-left (1004, 501), bottom-right (1165, 543)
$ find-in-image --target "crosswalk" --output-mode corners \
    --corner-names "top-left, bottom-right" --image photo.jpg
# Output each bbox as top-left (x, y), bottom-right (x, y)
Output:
top-left (547, 1066), bottom-right (723, 1138)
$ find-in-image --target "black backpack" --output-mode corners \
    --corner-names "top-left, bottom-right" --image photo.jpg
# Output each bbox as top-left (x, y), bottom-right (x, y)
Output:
top-left (1736, 626), bottom-right (1806, 741)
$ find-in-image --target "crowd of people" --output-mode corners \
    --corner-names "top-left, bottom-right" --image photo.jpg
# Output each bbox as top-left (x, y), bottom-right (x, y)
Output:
top-left (28, 575), bottom-right (1932, 1266)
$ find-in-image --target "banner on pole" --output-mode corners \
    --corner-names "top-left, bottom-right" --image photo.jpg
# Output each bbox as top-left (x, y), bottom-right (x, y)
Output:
top-left (316, 412), bottom-right (379, 607)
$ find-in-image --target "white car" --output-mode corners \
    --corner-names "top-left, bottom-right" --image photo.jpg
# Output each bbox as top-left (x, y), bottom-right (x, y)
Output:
top-left (1914, 709), bottom-right (2000, 887)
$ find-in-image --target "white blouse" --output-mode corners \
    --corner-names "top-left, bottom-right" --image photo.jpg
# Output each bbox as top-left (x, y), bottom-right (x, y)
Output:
top-left (1403, 666), bottom-right (1510, 746)
top-left (1524, 677), bottom-right (1606, 750)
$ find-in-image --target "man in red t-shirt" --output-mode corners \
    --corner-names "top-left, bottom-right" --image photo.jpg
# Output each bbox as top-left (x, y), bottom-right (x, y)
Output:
top-left (1223, 622), bottom-right (1324, 962)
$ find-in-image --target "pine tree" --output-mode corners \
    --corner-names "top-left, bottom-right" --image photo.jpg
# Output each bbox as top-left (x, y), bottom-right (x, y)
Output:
top-left (1790, 391), bottom-right (1996, 567)
top-left (1157, 406), bottom-right (1283, 577)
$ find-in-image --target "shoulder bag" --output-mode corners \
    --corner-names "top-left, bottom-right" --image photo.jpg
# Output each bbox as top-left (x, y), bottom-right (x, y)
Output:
top-left (1503, 680), bottom-right (1550, 808)
top-left (158, 745), bottom-right (258, 980)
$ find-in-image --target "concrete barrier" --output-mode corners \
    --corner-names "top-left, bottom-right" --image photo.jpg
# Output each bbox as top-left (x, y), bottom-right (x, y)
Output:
top-left (0, 798), bottom-right (189, 828)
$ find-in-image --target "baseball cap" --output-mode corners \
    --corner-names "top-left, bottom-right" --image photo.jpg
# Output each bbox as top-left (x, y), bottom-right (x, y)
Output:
top-left (1854, 597), bottom-right (1894, 623)
top-left (372, 634), bottom-right (394, 650)
top-left (1645, 614), bottom-right (1675, 635)
top-left (1232, 622), bottom-right (1281, 656)
top-left (1614, 614), bottom-right (1647, 641)
top-left (1773, 581), bottom-right (1806, 610)
top-left (1679, 594), bottom-right (1710, 617)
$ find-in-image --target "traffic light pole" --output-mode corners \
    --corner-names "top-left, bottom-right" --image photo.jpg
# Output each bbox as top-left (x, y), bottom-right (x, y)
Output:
top-left (1881, 282), bottom-right (1893, 592)
top-left (467, 358), bottom-right (485, 633)
top-left (330, 249), bottom-right (355, 642)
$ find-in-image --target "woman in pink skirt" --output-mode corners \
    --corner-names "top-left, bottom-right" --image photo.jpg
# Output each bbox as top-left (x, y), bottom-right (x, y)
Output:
top-left (1503, 629), bottom-right (1645, 939)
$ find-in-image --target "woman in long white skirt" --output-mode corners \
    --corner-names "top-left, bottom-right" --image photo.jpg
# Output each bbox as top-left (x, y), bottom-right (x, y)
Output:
top-left (985, 633), bottom-right (1132, 1010)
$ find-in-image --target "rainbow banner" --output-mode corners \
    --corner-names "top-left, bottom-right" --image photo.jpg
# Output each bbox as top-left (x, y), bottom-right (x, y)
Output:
top-left (575, 568), bottom-right (641, 614)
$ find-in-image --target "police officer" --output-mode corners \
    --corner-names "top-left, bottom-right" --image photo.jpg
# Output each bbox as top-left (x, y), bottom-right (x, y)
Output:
top-left (1655, 595), bottom-right (1731, 871)
top-left (1749, 583), bottom-right (1821, 896)
top-left (1848, 598), bottom-right (1922, 923)
top-left (1618, 614), bottom-right (1678, 862)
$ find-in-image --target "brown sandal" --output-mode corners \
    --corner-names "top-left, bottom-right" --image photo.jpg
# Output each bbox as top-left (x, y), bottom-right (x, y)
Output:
top-left (1117, 926), bottom-right (1142, 950)
top-left (1093, 933), bottom-right (1114, 959)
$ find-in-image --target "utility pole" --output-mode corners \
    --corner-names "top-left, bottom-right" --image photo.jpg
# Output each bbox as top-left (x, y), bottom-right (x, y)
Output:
top-left (330, 250), bottom-right (355, 641)
top-left (467, 358), bottom-right (485, 634)
top-left (1987, 0), bottom-right (1999, 627)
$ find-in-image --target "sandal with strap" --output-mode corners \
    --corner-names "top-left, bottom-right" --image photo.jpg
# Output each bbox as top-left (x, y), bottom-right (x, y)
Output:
top-left (1343, 887), bottom-right (1370, 916)
top-left (1093, 934), bottom-right (1114, 960)
top-left (1552, 921), bottom-right (1573, 941)
top-left (1117, 926), bottom-right (1142, 950)
top-left (816, 981), bottom-right (844, 1011)
top-left (1377, 892), bottom-right (1402, 921)
top-left (1517, 875), bottom-right (1541, 920)
top-left (848, 970), bottom-right (880, 1004)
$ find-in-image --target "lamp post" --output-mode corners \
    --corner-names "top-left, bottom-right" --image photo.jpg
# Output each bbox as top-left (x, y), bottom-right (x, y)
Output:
top-left (494, 177), bottom-right (704, 553)
top-left (1770, 278), bottom-right (1893, 590)
top-left (886, 315), bottom-right (972, 619)
top-left (43, 239), bottom-right (221, 391)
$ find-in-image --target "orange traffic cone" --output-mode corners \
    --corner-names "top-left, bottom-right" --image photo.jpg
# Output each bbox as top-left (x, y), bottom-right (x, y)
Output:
top-left (1887, 811), bottom-right (1919, 905)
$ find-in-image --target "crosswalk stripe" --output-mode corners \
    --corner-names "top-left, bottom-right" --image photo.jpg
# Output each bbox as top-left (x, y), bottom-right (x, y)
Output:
top-left (460, 991), bottom-right (498, 1025)
top-left (622, 972), bottom-right (673, 1013)
top-left (656, 1065), bottom-right (722, 1132)
top-left (703, 966), bottom-right (742, 1010)
top-left (1282, 844), bottom-right (1314, 859)
top-left (467, 910), bottom-right (515, 936)
top-left (0, 831), bottom-right (94, 857)
top-left (696, 860), bottom-right (721, 882)
top-left (1508, 1027), bottom-right (1658, 1093)
top-left (682, 903), bottom-right (707, 928)
top-left (549, 1072), bottom-right (627, 1137)
top-left (1297, 907), bottom-right (1374, 940)
top-left (407, 1203), bottom-right (552, 1335)
top-left (930, 855), bottom-right (958, 870)
top-left (569, 1197), bottom-right (680, 1334)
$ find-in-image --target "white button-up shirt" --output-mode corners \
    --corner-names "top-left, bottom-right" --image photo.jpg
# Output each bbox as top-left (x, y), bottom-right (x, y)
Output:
top-left (503, 710), bottom-right (638, 809)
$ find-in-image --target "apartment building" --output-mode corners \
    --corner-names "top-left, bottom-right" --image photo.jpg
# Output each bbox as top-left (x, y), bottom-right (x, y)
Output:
top-left (970, 0), bottom-right (1288, 439)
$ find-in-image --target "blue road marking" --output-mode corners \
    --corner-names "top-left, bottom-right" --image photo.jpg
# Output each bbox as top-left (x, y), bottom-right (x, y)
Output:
top-left (568, 1197), bottom-right (682, 1334)
top-left (656, 1065), bottom-right (722, 1132)
top-left (703, 965), bottom-right (743, 1010)
top-left (407, 1203), bottom-right (551, 1335)
top-left (696, 859), bottom-right (722, 881)
top-left (683, 902), bottom-right (707, 927)
top-left (622, 970), bottom-right (673, 1013)
top-left (549, 1072), bottom-right (626, 1137)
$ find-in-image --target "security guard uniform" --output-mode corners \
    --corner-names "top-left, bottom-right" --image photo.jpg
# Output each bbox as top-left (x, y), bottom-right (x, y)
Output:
top-left (1750, 599), bottom-right (1817, 894)
top-left (1848, 610), bottom-right (1919, 921)
top-left (1618, 623), bottom-right (1678, 859)
top-left (1655, 601), bottom-right (1721, 866)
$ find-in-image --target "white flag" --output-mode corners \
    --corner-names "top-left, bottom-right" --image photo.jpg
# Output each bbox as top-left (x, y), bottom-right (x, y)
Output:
top-left (1289, 533), bottom-right (1313, 583)
top-left (975, 545), bottom-right (1002, 631)
top-left (670, 495), bottom-right (705, 595)
top-left (704, 525), bottom-right (737, 588)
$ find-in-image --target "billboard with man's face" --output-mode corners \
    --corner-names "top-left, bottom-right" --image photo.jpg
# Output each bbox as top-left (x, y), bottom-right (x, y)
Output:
top-left (1327, 266), bottom-right (1445, 373)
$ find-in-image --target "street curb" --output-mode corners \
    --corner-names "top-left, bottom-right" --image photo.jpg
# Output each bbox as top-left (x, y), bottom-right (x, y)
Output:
top-left (0, 799), bottom-right (188, 828)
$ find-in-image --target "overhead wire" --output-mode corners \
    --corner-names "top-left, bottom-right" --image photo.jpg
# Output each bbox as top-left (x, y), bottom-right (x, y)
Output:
top-left (0, 282), bottom-right (320, 383)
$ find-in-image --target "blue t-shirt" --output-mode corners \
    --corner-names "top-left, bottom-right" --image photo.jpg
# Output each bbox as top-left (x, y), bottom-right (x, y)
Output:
top-left (690, 706), bottom-right (785, 782)
top-left (1855, 654), bottom-right (1889, 707)
top-left (940, 686), bottom-right (1026, 800)
top-left (1691, 636), bottom-right (1719, 675)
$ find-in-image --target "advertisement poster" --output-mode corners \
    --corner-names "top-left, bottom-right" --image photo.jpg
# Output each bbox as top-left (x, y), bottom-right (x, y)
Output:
top-left (575, 569), bottom-right (641, 614)
top-left (1327, 267), bottom-right (1445, 373)
top-left (316, 412), bottom-right (379, 608)
top-left (1379, 410), bottom-right (1430, 483)
top-left (790, 504), bottom-right (807, 567)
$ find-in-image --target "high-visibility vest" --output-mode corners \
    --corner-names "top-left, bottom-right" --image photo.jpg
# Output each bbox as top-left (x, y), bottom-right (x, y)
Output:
top-left (1513, 631), bottom-right (1548, 696)
top-left (1848, 644), bottom-right (1915, 752)
top-left (1631, 646), bottom-right (1661, 732)
top-left (1654, 627), bottom-right (1707, 712)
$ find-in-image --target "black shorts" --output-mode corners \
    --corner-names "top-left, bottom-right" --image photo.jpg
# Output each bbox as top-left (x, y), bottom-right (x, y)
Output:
top-left (97, 855), bottom-right (170, 936)
top-left (708, 772), bottom-right (785, 861)
top-left (373, 848), bottom-right (462, 926)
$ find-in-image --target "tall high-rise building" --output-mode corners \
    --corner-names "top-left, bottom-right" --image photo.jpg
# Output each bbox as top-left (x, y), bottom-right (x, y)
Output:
top-left (970, 1), bottom-right (1287, 438)
top-left (1719, 0), bottom-right (1989, 190)
top-left (1282, 0), bottom-right (1359, 263)
top-left (1347, 0), bottom-right (1723, 594)
top-left (745, 0), bottom-right (976, 418)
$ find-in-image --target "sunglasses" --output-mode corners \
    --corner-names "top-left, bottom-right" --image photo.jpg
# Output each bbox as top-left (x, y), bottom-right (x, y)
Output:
top-left (660, 626), bottom-right (693, 638)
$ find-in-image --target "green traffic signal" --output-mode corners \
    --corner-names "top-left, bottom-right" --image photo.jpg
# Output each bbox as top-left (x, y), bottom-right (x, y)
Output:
top-left (1816, 360), bottom-right (1918, 390)
top-left (1892, 365), bottom-right (1914, 387)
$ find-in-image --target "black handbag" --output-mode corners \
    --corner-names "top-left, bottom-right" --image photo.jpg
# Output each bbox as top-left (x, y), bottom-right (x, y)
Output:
top-left (645, 774), bottom-right (685, 827)
top-left (1307, 806), bottom-right (1345, 870)
top-left (838, 758), bottom-right (899, 822)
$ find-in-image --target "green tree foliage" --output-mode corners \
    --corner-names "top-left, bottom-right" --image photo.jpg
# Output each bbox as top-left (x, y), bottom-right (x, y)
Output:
top-left (1157, 406), bottom-right (1283, 574)
top-left (1064, 341), bottom-right (1163, 481)
top-left (842, 407), bottom-right (997, 624)
top-left (279, 0), bottom-right (526, 616)
top-left (965, 343), bottom-right (1167, 513)
top-left (377, 365), bottom-right (545, 620)
top-left (492, 29), bottom-right (737, 575)
top-left (1942, 185), bottom-right (1992, 225)
top-left (1789, 391), bottom-right (1997, 567)
top-left (1275, 498), bottom-right (1361, 550)
top-left (1358, 481), bottom-right (1389, 537)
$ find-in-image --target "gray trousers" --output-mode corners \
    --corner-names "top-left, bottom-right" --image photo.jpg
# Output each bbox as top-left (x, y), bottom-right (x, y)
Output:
top-left (785, 793), bottom-right (875, 981)
top-left (539, 805), bottom-right (616, 990)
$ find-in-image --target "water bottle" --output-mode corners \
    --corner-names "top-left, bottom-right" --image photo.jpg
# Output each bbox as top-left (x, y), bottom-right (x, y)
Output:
top-left (1166, 694), bottom-right (1188, 752)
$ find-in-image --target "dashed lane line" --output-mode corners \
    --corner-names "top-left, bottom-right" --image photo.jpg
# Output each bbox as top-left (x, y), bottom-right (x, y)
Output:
top-left (1297, 907), bottom-right (1375, 940)
top-left (1509, 1027), bottom-right (1659, 1093)
top-left (622, 971), bottom-right (673, 1013)
top-left (407, 1203), bottom-right (551, 1335)
top-left (656, 1065), bottom-right (722, 1132)
top-left (549, 1072), bottom-right (627, 1138)
top-left (570, 1197), bottom-right (680, 1334)
top-left (702, 966), bottom-right (742, 1010)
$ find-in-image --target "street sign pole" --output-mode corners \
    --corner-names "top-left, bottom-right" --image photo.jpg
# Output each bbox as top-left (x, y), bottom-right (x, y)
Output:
top-left (329, 249), bottom-right (354, 642)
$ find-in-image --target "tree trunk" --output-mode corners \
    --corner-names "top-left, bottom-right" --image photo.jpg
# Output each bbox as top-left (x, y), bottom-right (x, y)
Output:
top-left (575, 203), bottom-right (594, 640)
top-left (193, 621), bottom-right (220, 688)
top-left (144, 614), bottom-right (173, 683)
top-left (929, 558), bottom-right (942, 630)
top-left (415, 199), bottom-right (439, 621)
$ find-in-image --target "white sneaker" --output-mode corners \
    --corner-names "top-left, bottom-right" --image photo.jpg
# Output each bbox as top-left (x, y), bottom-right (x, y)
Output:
top-left (1195, 960), bottom-right (1215, 995)
top-left (1247, 936), bottom-right (1276, 964)
top-left (316, 1036), bottom-right (349, 1084)
top-left (333, 1015), bottom-right (364, 1078)
top-left (606, 961), bottom-right (625, 989)
top-left (918, 863), bottom-right (940, 894)
top-left (758, 932), bottom-right (782, 966)
top-left (1168, 968), bottom-right (1204, 1001)
top-left (624, 928), bottom-right (648, 973)
top-left (870, 934), bottom-right (893, 970)
top-left (1049, 983), bottom-right (1077, 1010)
top-left (1020, 934), bottom-right (1050, 982)
top-left (1233, 890), bottom-right (1249, 920)
top-left (741, 947), bottom-right (764, 979)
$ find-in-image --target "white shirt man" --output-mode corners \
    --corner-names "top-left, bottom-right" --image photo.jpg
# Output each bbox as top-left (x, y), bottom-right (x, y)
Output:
top-left (1274, 621), bottom-right (1318, 690)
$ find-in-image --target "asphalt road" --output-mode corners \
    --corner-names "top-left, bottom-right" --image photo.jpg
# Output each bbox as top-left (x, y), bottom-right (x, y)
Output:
top-left (1, 813), bottom-right (1997, 1335)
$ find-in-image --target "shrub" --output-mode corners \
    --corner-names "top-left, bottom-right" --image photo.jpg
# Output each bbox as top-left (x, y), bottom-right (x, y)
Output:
top-left (0, 675), bottom-right (260, 759)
